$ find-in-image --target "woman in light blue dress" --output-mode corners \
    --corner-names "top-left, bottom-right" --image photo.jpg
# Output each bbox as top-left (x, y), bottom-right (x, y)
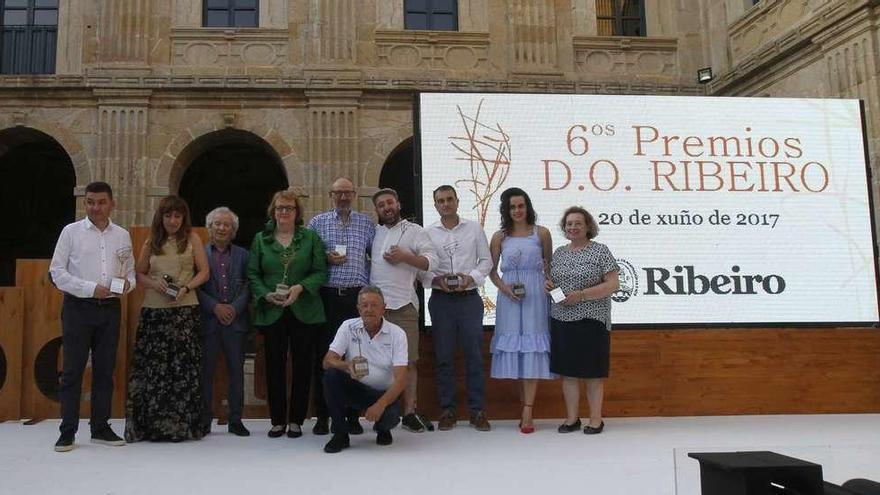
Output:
top-left (489, 187), bottom-right (554, 434)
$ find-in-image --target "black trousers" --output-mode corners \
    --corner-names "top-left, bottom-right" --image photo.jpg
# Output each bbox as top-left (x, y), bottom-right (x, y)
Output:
top-left (323, 368), bottom-right (401, 435)
top-left (260, 311), bottom-right (319, 426)
top-left (201, 328), bottom-right (246, 424)
top-left (59, 296), bottom-right (121, 435)
top-left (313, 287), bottom-right (360, 419)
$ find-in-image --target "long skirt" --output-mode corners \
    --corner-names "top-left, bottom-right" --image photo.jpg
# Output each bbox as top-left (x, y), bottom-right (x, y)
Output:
top-left (125, 305), bottom-right (205, 442)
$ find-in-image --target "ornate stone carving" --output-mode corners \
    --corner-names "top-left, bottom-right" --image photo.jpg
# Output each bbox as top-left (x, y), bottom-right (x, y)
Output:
top-left (573, 36), bottom-right (678, 80)
top-left (170, 29), bottom-right (290, 73)
top-left (374, 30), bottom-right (490, 71)
top-left (729, 0), bottom-right (830, 64)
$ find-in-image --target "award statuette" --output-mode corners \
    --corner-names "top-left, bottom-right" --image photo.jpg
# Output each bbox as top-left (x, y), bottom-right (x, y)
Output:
top-left (271, 246), bottom-right (295, 301)
top-left (384, 222), bottom-right (408, 255)
top-left (352, 325), bottom-right (370, 378)
top-left (510, 249), bottom-right (526, 297)
top-left (162, 274), bottom-right (181, 298)
top-left (443, 243), bottom-right (460, 289)
top-left (110, 246), bottom-right (132, 295)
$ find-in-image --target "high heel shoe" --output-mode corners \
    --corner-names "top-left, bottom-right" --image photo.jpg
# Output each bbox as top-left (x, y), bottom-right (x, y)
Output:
top-left (519, 404), bottom-right (535, 434)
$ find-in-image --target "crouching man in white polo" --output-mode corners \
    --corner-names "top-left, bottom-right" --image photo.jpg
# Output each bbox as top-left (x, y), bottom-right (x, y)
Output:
top-left (321, 286), bottom-right (408, 453)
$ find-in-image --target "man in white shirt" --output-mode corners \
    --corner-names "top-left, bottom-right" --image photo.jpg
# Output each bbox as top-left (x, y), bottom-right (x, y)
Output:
top-left (421, 185), bottom-right (493, 431)
top-left (370, 188), bottom-right (438, 433)
top-left (48, 181), bottom-right (135, 452)
top-left (322, 286), bottom-right (408, 453)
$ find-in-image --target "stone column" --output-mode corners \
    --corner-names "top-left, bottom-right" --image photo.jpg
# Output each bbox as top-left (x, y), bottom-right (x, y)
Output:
top-left (97, 0), bottom-right (151, 69)
top-left (307, 0), bottom-right (358, 65)
top-left (508, 0), bottom-right (559, 72)
top-left (304, 91), bottom-right (361, 215)
top-left (94, 90), bottom-right (151, 226)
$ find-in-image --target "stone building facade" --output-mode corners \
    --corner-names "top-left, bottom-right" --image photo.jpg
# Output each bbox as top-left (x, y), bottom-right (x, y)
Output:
top-left (0, 0), bottom-right (877, 283)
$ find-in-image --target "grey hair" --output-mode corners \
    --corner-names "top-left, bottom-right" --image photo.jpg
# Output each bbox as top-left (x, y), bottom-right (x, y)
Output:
top-left (358, 285), bottom-right (385, 302)
top-left (205, 206), bottom-right (240, 235)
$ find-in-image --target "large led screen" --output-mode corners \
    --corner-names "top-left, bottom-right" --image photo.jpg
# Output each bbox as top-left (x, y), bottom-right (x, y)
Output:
top-left (417, 92), bottom-right (879, 326)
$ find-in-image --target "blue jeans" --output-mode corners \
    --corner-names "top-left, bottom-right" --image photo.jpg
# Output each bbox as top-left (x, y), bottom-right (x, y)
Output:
top-left (428, 290), bottom-right (486, 412)
top-left (323, 368), bottom-right (401, 434)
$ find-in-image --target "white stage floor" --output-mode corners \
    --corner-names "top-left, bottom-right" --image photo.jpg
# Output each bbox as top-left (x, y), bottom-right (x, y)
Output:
top-left (1, 414), bottom-right (879, 495)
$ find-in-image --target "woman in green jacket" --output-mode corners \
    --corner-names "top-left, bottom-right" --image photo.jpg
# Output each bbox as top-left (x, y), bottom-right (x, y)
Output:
top-left (248, 188), bottom-right (327, 438)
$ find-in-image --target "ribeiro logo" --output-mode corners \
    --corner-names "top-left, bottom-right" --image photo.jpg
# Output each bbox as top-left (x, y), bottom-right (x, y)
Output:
top-left (613, 261), bottom-right (786, 301)
top-left (612, 259), bottom-right (638, 303)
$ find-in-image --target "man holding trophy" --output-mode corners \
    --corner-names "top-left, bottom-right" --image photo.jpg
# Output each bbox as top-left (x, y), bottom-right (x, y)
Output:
top-left (421, 185), bottom-right (493, 432)
top-left (321, 286), bottom-right (408, 453)
top-left (49, 181), bottom-right (135, 452)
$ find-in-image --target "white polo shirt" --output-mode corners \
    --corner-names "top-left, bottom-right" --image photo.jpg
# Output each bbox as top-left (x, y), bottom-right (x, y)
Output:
top-left (328, 317), bottom-right (408, 391)
top-left (370, 219), bottom-right (437, 310)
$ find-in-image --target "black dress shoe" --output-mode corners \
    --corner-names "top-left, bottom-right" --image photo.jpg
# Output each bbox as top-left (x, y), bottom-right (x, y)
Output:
top-left (228, 422), bottom-right (250, 437)
top-left (312, 417), bottom-right (329, 436)
top-left (267, 425), bottom-right (286, 438)
top-left (376, 430), bottom-right (393, 446)
top-left (557, 419), bottom-right (582, 434)
top-left (323, 433), bottom-right (350, 453)
top-left (583, 421), bottom-right (605, 435)
top-left (54, 433), bottom-right (75, 452)
top-left (347, 416), bottom-right (364, 435)
top-left (287, 423), bottom-right (303, 438)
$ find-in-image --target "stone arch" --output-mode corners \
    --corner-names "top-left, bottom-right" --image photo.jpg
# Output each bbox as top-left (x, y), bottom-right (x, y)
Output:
top-left (0, 126), bottom-right (77, 285)
top-left (378, 136), bottom-right (417, 221)
top-left (154, 122), bottom-right (298, 194)
top-left (171, 127), bottom-right (291, 248)
top-left (0, 116), bottom-right (91, 187)
top-left (362, 126), bottom-right (413, 190)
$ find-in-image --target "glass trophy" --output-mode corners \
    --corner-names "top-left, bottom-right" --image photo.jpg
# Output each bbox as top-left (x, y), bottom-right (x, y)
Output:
top-left (162, 274), bottom-right (181, 298)
top-left (110, 247), bottom-right (131, 295)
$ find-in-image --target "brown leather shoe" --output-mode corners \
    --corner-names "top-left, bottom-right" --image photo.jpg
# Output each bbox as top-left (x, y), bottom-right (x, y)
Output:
top-left (438, 410), bottom-right (456, 431)
top-left (469, 410), bottom-right (491, 432)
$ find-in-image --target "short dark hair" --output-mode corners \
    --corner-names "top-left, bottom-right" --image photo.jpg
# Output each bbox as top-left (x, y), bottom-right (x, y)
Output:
top-left (85, 181), bottom-right (113, 200)
top-left (372, 188), bottom-right (399, 205)
top-left (559, 206), bottom-right (599, 239)
top-left (432, 185), bottom-right (457, 201)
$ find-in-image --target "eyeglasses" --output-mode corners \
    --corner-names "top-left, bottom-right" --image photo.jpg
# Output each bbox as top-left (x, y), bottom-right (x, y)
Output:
top-left (275, 205), bottom-right (296, 213)
top-left (330, 190), bottom-right (355, 197)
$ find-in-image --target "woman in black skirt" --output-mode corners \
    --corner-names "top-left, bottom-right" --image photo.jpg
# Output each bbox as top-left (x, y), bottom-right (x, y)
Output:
top-left (546, 206), bottom-right (619, 434)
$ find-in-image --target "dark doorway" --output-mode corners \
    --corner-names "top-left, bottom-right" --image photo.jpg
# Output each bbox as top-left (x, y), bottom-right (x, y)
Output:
top-left (178, 130), bottom-right (288, 249)
top-left (378, 138), bottom-right (416, 221)
top-left (0, 127), bottom-right (75, 286)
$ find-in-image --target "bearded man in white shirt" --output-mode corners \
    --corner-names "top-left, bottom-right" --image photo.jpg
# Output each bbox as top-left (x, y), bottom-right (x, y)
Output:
top-left (48, 181), bottom-right (135, 452)
top-left (370, 188), bottom-right (438, 433)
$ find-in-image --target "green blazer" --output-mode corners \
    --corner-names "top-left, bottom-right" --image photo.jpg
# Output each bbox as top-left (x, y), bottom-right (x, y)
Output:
top-left (247, 221), bottom-right (328, 326)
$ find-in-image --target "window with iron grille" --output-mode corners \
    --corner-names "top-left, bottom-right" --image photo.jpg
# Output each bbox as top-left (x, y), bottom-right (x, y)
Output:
top-left (203, 0), bottom-right (259, 28)
top-left (596, 0), bottom-right (645, 37)
top-left (404, 0), bottom-right (458, 31)
top-left (0, 0), bottom-right (58, 74)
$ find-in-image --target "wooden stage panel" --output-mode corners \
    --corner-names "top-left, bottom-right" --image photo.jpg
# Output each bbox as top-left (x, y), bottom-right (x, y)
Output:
top-left (415, 328), bottom-right (880, 420)
top-left (0, 287), bottom-right (23, 421)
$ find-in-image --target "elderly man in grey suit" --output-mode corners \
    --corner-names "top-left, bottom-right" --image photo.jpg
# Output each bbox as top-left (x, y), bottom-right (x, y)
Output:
top-left (197, 207), bottom-right (251, 436)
